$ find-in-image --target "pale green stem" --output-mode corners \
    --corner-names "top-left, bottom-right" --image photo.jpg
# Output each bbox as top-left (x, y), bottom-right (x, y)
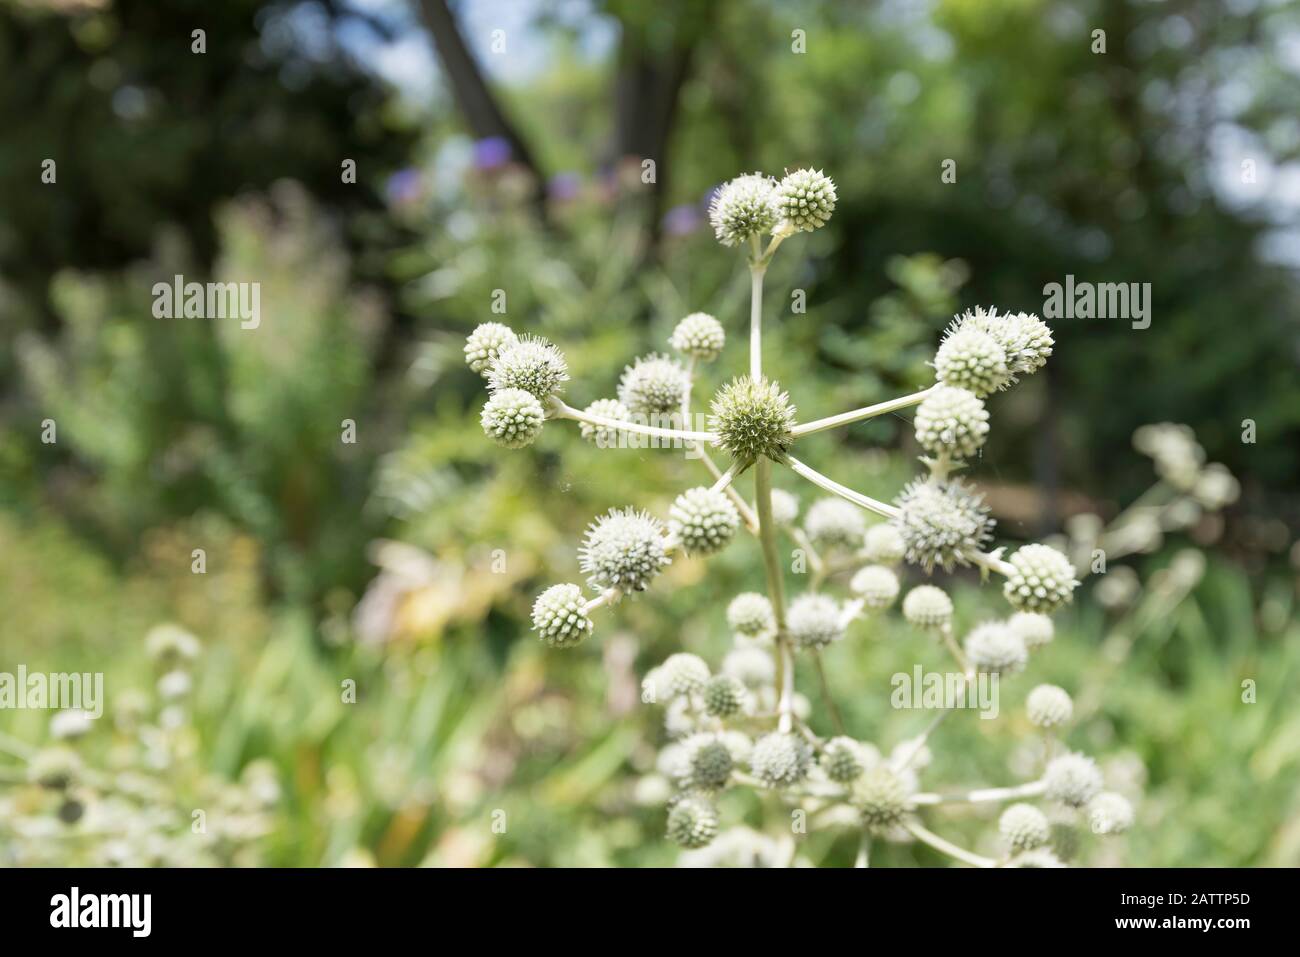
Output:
top-left (756, 457), bottom-right (794, 733)
top-left (791, 386), bottom-right (938, 438)
top-left (855, 832), bottom-right (871, 868)
top-left (811, 649), bottom-right (846, 736)
top-left (911, 779), bottom-right (1047, 806)
top-left (904, 820), bottom-right (997, 868)
top-left (551, 399), bottom-right (716, 443)
top-left (784, 455), bottom-right (899, 520)
top-left (749, 266), bottom-right (765, 380)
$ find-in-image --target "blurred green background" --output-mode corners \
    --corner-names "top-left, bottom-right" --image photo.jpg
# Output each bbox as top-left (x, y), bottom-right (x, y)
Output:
top-left (1, 0), bottom-right (1298, 866)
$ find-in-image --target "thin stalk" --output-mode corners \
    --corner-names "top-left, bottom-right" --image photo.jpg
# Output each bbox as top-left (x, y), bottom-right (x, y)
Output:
top-left (756, 457), bottom-right (794, 733)
top-left (582, 589), bottom-right (620, 615)
top-left (551, 399), bottom-right (716, 443)
top-left (784, 455), bottom-right (899, 520)
top-left (710, 459), bottom-right (749, 495)
top-left (810, 649), bottom-right (846, 736)
top-left (904, 820), bottom-right (997, 868)
top-left (792, 386), bottom-right (938, 438)
top-left (911, 779), bottom-right (1048, 806)
top-left (854, 832), bottom-right (871, 868)
top-left (749, 266), bottom-right (765, 379)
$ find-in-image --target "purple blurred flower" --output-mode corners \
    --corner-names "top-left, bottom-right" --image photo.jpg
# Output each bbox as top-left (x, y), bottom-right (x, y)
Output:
top-left (385, 167), bottom-right (423, 206)
top-left (547, 172), bottom-right (582, 202)
top-left (473, 136), bottom-right (512, 171)
top-left (663, 203), bottom-right (702, 236)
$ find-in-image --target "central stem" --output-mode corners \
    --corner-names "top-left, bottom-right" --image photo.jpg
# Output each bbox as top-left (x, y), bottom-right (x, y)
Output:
top-left (755, 456), bottom-right (793, 732)
top-left (749, 266), bottom-right (765, 380)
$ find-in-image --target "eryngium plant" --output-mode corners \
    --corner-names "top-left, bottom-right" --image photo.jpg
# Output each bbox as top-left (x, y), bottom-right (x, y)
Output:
top-left (468, 167), bottom-right (1136, 868)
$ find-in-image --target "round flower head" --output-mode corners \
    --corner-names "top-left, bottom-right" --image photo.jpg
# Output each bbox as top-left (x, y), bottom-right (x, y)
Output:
top-left (862, 523), bottom-right (905, 565)
top-left (708, 376), bottom-right (796, 463)
top-left (1045, 753), bottom-right (1103, 808)
top-left (850, 565), bottom-right (900, 610)
top-left (678, 734), bottom-right (735, 790)
top-left (703, 674), bottom-right (748, 718)
top-left (530, 583), bottom-right (594, 648)
top-left (964, 622), bottom-right (1028, 674)
top-left (617, 353), bottom-right (691, 416)
top-left (658, 653), bottom-right (711, 698)
top-left (902, 585), bottom-right (954, 630)
top-left (145, 623), bottom-right (201, 666)
top-left (719, 731), bottom-right (754, 766)
top-left (999, 803), bottom-right (1051, 852)
top-left (1007, 611), bottom-right (1054, 650)
top-left (463, 322), bottom-right (517, 376)
top-left (954, 306), bottom-right (1054, 377)
top-left (723, 646), bottom-right (775, 689)
top-left (28, 747), bottom-right (82, 790)
top-left (1088, 792), bottom-right (1135, 835)
top-left (1008, 848), bottom-right (1066, 868)
top-left (769, 488), bottom-right (800, 526)
top-left (892, 478), bottom-right (994, 573)
top-left (669, 312), bottom-right (726, 361)
top-left (852, 766), bottom-right (911, 833)
top-left (579, 507), bottom-right (671, 593)
top-left (913, 386), bottom-right (990, 460)
top-left (1194, 462), bottom-right (1239, 510)
top-left (662, 698), bottom-right (696, 738)
top-left (727, 592), bottom-right (775, 640)
top-left (487, 334), bottom-right (569, 400)
top-left (820, 737), bottom-right (868, 784)
top-left (667, 794), bottom-right (719, 848)
top-left (1003, 544), bottom-right (1079, 614)
top-left (933, 326), bottom-right (1010, 397)
top-left (804, 497), bottom-right (866, 550)
top-left (669, 487), bottom-right (741, 555)
top-left (750, 731), bottom-right (812, 787)
top-left (708, 172), bottom-right (780, 247)
top-left (786, 593), bottom-right (845, 649)
top-left (578, 398), bottom-right (631, 447)
top-left (776, 168), bottom-right (837, 232)
top-left (1026, 684), bottom-right (1073, 728)
top-left (50, 709), bottom-right (93, 740)
top-left (481, 388), bottom-right (545, 449)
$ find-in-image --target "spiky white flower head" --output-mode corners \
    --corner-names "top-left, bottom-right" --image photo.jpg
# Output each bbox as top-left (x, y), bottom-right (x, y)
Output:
top-left (158, 669), bottom-right (192, 700)
top-left (902, 585), bottom-right (954, 630)
top-left (954, 306), bottom-right (1054, 377)
top-left (770, 488), bottom-right (800, 526)
top-left (719, 731), bottom-right (754, 766)
top-left (913, 386), bottom-right (990, 460)
top-left (750, 731), bottom-right (813, 787)
top-left (1003, 544), bottom-right (1079, 614)
top-left (617, 353), bottom-right (690, 416)
top-left (703, 674), bottom-right (748, 718)
top-left (676, 734), bottom-right (735, 790)
top-left (933, 326), bottom-right (1010, 397)
top-left (850, 565), bottom-right (900, 610)
top-left (667, 793), bottom-right (719, 848)
top-left (28, 747), bottom-right (82, 790)
top-left (579, 507), bottom-right (671, 593)
top-left (821, 737), bottom-right (869, 784)
top-left (1007, 611), bottom-right (1055, 650)
top-left (669, 312), bottom-right (726, 361)
top-left (663, 697), bottom-right (697, 738)
top-left (727, 592), bottom-right (776, 640)
top-left (578, 398), bottom-right (630, 447)
top-left (1026, 684), bottom-right (1073, 728)
top-left (1007, 849), bottom-right (1066, 868)
top-left (964, 622), bottom-right (1028, 674)
top-left (892, 478), bottom-right (994, 573)
top-left (776, 168), bottom-right (837, 232)
top-left (487, 334), bottom-right (569, 400)
top-left (1088, 792), bottom-right (1135, 835)
top-left (481, 388), bottom-right (545, 449)
top-left (1194, 462), bottom-right (1240, 510)
top-left (50, 709), bottom-right (93, 740)
top-left (723, 646), bottom-right (775, 689)
top-left (1045, 753), bottom-right (1104, 808)
top-left (463, 322), bottom-right (517, 376)
top-left (658, 653), bottom-right (711, 698)
top-left (999, 803), bottom-right (1051, 852)
top-left (1134, 422), bottom-right (1204, 490)
top-left (669, 487), bottom-right (740, 555)
top-left (708, 376), bottom-right (796, 463)
top-left (862, 523), bottom-right (905, 565)
top-left (530, 583), bottom-right (594, 648)
top-left (708, 172), bottom-right (780, 247)
top-left (145, 623), bottom-right (201, 665)
top-left (852, 766), bottom-right (912, 833)
top-left (804, 497), bottom-right (866, 550)
top-left (787, 593), bottom-right (845, 649)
